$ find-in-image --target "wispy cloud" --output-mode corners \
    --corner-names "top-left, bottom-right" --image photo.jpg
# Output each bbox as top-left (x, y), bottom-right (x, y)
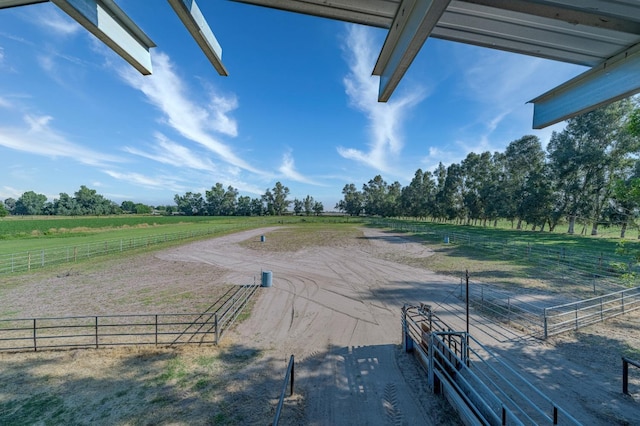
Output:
top-left (337, 25), bottom-right (426, 173)
top-left (278, 150), bottom-right (320, 185)
top-left (123, 132), bottom-right (216, 171)
top-left (0, 114), bottom-right (124, 166)
top-left (33, 7), bottom-right (80, 36)
top-left (102, 170), bottom-right (185, 193)
top-left (117, 52), bottom-right (263, 175)
top-left (456, 47), bottom-right (584, 146)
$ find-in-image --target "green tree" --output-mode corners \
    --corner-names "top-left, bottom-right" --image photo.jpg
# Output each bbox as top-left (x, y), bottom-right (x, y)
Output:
top-left (174, 192), bottom-right (204, 215)
top-left (303, 195), bottom-right (315, 216)
top-left (237, 196), bottom-right (252, 216)
top-left (504, 135), bottom-right (546, 229)
top-left (74, 185), bottom-right (116, 215)
top-left (3, 198), bottom-right (16, 215)
top-left (54, 193), bottom-right (81, 216)
top-left (0, 203), bottom-right (7, 217)
top-left (336, 183), bottom-right (363, 216)
top-left (293, 198), bottom-right (303, 215)
top-left (362, 175), bottom-right (389, 217)
top-left (547, 99), bottom-right (636, 235)
top-left (400, 169), bottom-right (434, 219)
top-left (262, 182), bottom-right (290, 215)
top-left (205, 183), bottom-right (225, 216)
top-left (121, 200), bottom-right (136, 213)
top-left (134, 203), bottom-right (151, 214)
top-left (312, 201), bottom-right (324, 216)
top-left (15, 191), bottom-right (47, 215)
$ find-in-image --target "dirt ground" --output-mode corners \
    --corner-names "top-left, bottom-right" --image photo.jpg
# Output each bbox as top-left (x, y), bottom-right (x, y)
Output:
top-left (0, 226), bottom-right (639, 425)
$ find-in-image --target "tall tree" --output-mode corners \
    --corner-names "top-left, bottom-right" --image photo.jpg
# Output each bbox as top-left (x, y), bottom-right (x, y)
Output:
top-left (3, 198), bottom-right (16, 215)
top-left (262, 182), bottom-right (290, 215)
top-left (205, 183), bottom-right (226, 216)
top-left (362, 175), bottom-right (389, 217)
top-left (547, 99), bottom-right (636, 234)
top-left (174, 192), bottom-right (204, 215)
top-left (504, 135), bottom-right (546, 229)
top-left (14, 191), bottom-right (47, 215)
top-left (336, 183), bottom-right (363, 216)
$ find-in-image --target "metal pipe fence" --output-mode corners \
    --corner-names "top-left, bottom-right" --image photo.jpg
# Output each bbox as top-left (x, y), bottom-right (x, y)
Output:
top-left (622, 357), bottom-right (640, 395)
top-left (543, 287), bottom-right (640, 338)
top-left (0, 284), bottom-right (259, 352)
top-left (375, 220), bottom-right (634, 293)
top-left (0, 224), bottom-right (252, 275)
top-left (273, 355), bottom-right (295, 426)
top-left (402, 304), bottom-right (581, 425)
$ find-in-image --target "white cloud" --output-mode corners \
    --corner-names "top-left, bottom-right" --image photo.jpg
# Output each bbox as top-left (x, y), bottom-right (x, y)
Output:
top-left (123, 132), bottom-right (217, 171)
top-left (34, 8), bottom-right (80, 36)
top-left (102, 170), bottom-right (185, 193)
top-left (117, 52), bottom-right (263, 175)
top-left (337, 25), bottom-right (426, 173)
top-left (278, 150), bottom-right (319, 185)
top-left (0, 114), bottom-right (124, 166)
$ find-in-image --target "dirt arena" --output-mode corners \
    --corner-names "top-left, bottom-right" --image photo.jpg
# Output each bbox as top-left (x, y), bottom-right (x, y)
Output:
top-left (0, 226), bottom-right (639, 425)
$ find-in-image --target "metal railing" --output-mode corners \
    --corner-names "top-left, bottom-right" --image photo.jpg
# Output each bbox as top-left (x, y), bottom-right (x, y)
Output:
top-left (543, 287), bottom-right (640, 338)
top-left (0, 224), bottom-right (253, 275)
top-left (273, 355), bottom-right (295, 426)
top-left (375, 219), bottom-right (635, 293)
top-left (0, 284), bottom-right (259, 352)
top-left (402, 304), bottom-right (581, 425)
top-left (622, 357), bottom-right (640, 395)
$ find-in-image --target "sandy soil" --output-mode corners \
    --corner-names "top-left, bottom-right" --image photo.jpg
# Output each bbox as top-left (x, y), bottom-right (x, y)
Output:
top-left (157, 226), bottom-right (640, 425)
top-left (1, 225), bottom-right (639, 425)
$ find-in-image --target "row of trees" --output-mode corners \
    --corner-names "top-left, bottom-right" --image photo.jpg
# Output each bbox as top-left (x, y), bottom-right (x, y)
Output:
top-left (1, 182), bottom-right (324, 218)
top-left (336, 99), bottom-right (640, 237)
top-left (173, 182), bottom-right (324, 216)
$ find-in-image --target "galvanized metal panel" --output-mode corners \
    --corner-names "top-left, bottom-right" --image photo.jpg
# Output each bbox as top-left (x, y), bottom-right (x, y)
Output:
top-left (168, 0), bottom-right (228, 76)
top-left (373, 0), bottom-right (451, 102)
top-left (51, 0), bottom-right (155, 75)
top-left (231, 0), bottom-right (400, 28)
top-left (530, 44), bottom-right (640, 129)
top-left (0, 0), bottom-right (47, 8)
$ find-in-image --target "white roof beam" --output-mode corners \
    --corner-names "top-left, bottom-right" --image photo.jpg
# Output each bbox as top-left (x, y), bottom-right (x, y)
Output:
top-left (530, 43), bottom-right (640, 129)
top-left (51, 0), bottom-right (155, 75)
top-left (168, 0), bottom-right (228, 76)
top-left (373, 0), bottom-right (451, 102)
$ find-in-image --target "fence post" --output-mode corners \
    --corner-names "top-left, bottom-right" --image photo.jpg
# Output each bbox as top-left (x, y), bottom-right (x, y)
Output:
top-left (95, 317), bottom-right (99, 349)
top-left (28, 252), bottom-right (31, 271)
top-left (41, 249), bottom-right (44, 267)
top-left (621, 292), bottom-right (625, 314)
top-left (155, 315), bottom-right (158, 346)
top-left (543, 308), bottom-right (548, 339)
top-left (575, 305), bottom-right (579, 330)
top-left (33, 319), bottom-right (37, 352)
top-left (214, 313), bottom-right (219, 344)
top-left (623, 357), bottom-right (629, 394)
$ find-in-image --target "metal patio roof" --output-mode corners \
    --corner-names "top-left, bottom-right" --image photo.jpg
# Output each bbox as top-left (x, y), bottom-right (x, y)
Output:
top-left (232, 0), bottom-right (640, 128)
top-left (3, 0), bottom-right (640, 129)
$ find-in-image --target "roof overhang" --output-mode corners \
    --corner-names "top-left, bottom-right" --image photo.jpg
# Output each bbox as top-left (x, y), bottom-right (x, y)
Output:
top-left (4, 0), bottom-right (640, 128)
top-left (1, 0), bottom-right (156, 74)
top-left (232, 0), bottom-right (640, 127)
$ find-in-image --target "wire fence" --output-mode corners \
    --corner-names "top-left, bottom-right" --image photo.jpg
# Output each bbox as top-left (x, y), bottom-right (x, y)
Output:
top-left (375, 219), bottom-right (635, 294)
top-left (0, 225), bottom-right (254, 275)
top-left (456, 277), bottom-right (640, 338)
top-left (0, 284), bottom-right (259, 352)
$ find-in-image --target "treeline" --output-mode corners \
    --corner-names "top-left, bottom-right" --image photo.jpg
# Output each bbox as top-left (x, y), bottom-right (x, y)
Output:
top-left (0, 182), bottom-right (324, 218)
top-left (336, 99), bottom-right (640, 238)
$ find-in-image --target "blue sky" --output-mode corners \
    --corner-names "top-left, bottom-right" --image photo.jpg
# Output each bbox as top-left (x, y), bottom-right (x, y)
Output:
top-left (0, 1), bottom-right (585, 210)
